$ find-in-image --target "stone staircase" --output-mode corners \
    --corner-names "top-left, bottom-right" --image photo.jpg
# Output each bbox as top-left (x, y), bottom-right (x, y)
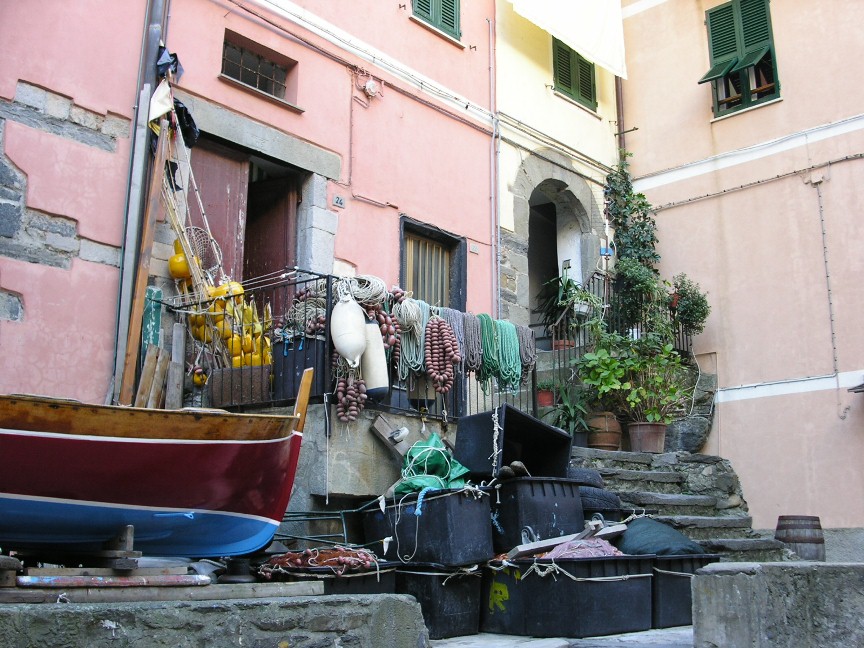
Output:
top-left (570, 446), bottom-right (794, 562)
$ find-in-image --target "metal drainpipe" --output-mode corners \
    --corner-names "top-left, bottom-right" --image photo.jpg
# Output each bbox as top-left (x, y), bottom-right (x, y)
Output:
top-left (488, 16), bottom-right (500, 319)
top-left (109, 0), bottom-right (167, 404)
top-left (615, 76), bottom-right (626, 156)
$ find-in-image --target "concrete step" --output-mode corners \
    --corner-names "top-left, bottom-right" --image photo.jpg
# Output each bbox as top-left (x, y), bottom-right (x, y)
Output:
top-left (618, 491), bottom-right (726, 516)
top-left (653, 514), bottom-right (756, 540)
top-left (699, 537), bottom-right (794, 562)
top-left (599, 468), bottom-right (685, 494)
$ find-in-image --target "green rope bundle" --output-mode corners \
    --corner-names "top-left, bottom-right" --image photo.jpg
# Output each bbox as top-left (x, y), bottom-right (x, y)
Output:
top-left (477, 314), bottom-right (500, 387)
top-left (496, 320), bottom-right (522, 392)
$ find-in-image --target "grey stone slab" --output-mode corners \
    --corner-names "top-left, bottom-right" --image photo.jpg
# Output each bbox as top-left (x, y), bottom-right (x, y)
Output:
top-left (0, 291), bottom-right (23, 321)
top-left (0, 201), bottom-right (22, 237)
top-left (0, 100), bottom-right (115, 151)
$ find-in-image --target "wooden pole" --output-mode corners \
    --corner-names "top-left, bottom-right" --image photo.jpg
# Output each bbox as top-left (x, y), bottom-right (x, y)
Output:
top-left (119, 119), bottom-right (170, 405)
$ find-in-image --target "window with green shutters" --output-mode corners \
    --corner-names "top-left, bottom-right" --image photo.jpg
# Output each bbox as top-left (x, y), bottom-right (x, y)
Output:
top-left (412, 0), bottom-right (460, 40)
top-left (699, 0), bottom-right (779, 117)
top-left (552, 39), bottom-right (597, 112)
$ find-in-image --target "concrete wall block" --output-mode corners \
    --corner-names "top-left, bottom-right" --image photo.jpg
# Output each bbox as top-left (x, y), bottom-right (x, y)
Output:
top-left (0, 238), bottom-right (71, 268)
top-left (309, 205), bottom-right (339, 235)
top-left (79, 239), bottom-right (121, 267)
top-left (14, 82), bottom-right (47, 111)
top-left (694, 562), bottom-right (864, 647)
top-left (0, 201), bottom-right (22, 237)
top-left (0, 290), bottom-right (23, 321)
top-left (304, 173), bottom-right (329, 208)
top-left (44, 93), bottom-right (72, 120)
top-left (69, 105), bottom-right (105, 132)
top-left (0, 159), bottom-right (24, 190)
top-left (44, 231), bottom-right (80, 254)
top-left (102, 113), bottom-right (130, 139)
top-left (0, 594), bottom-right (429, 648)
top-left (297, 224), bottom-right (336, 275)
top-left (151, 240), bottom-right (174, 262)
top-left (27, 211), bottom-right (77, 237)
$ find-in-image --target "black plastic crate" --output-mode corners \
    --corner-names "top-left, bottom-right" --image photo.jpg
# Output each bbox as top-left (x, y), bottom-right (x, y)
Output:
top-left (454, 404), bottom-right (572, 479)
top-left (491, 477), bottom-right (585, 553)
top-left (363, 489), bottom-right (494, 566)
top-left (396, 563), bottom-right (482, 640)
top-left (652, 554), bottom-right (721, 628)
top-left (272, 337), bottom-right (327, 400)
top-left (481, 556), bottom-right (654, 638)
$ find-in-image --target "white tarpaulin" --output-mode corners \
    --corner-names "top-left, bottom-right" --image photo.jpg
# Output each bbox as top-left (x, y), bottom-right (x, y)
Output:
top-left (505, 0), bottom-right (627, 79)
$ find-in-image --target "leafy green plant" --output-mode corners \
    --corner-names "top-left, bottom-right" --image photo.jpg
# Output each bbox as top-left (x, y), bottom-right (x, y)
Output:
top-left (672, 273), bottom-right (711, 335)
top-left (575, 332), bottom-right (691, 424)
top-left (538, 271), bottom-right (603, 336)
top-left (544, 382), bottom-right (592, 436)
top-left (604, 153), bottom-right (659, 266)
top-left (613, 258), bottom-right (668, 334)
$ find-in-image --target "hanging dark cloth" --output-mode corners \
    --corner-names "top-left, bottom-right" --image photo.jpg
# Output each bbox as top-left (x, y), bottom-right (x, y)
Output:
top-left (156, 45), bottom-right (184, 81)
top-left (173, 99), bottom-right (199, 148)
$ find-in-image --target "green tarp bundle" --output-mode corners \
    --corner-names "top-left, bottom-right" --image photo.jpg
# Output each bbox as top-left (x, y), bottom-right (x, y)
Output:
top-left (394, 433), bottom-right (470, 496)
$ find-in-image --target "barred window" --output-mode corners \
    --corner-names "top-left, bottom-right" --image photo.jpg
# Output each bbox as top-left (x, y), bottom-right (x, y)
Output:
top-left (222, 41), bottom-right (288, 99)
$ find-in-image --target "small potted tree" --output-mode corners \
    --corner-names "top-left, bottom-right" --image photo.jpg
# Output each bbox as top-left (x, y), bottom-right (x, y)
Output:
top-left (671, 273), bottom-right (711, 336)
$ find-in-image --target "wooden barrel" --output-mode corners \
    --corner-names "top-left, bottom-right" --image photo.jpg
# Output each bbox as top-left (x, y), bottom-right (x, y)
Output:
top-left (774, 515), bottom-right (825, 561)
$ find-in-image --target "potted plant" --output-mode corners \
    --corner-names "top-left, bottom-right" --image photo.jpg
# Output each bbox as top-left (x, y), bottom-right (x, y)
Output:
top-left (536, 380), bottom-right (556, 408)
top-left (543, 382), bottom-right (591, 447)
top-left (576, 332), bottom-right (692, 452)
top-left (538, 271), bottom-right (603, 348)
top-left (573, 336), bottom-right (631, 451)
top-left (671, 273), bottom-right (711, 335)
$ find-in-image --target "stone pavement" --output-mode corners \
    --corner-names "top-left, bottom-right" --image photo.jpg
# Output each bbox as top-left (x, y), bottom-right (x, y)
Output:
top-left (431, 627), bottom-right (693, 648)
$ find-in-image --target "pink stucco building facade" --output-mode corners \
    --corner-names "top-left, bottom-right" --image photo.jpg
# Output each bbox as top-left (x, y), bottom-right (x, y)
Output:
top-left (0, 0), bottom-right (495, 402)
top-left (621, 0), bottom-right (864, 530)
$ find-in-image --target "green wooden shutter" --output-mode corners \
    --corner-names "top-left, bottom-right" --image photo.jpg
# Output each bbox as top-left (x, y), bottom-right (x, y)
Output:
top-left (413, 0), bottom-right (433, 23)
top-left (440, 0), bottom-right (460, 38)
top-left (740, 0), bottom-right (771, 49)
top-left (576, 54), bottom-right (597, 110)
top-left (553, 39), bottom-right (574, 95)
top-left (706, 4), bottom-right (738, 62)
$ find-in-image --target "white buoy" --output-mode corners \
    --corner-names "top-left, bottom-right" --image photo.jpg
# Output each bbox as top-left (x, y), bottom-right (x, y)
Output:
top-left (330, 296), bottom-right (367, 367)
top-left (361, 321), bottom-right (389, 400)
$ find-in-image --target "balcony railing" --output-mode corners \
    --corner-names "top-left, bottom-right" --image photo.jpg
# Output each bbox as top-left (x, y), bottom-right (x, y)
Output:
top-left (185, 270), bottom-right (690, 424)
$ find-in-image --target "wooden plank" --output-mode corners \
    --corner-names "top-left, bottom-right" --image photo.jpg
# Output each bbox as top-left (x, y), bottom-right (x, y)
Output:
top-left (147, 347), bottom-right (171, 409)
top-left (0, 581), bottom-right (323, 604)
top-left (119, 119), bottom-right (170, 405)
top-left (26, 567), bottom-right (188, 577)
top-left (133, 344), bottom-right (160, 407)
top-left (165, 322), bottom-right (186, 410)
top-left (292, 367), bottom-right (314, 433)
top-left (369, 415), bottom-right (413, 459)
top-left (17, 574), bottom-right (211, 588)
top-left (506, 529), bottom-right (595, 561)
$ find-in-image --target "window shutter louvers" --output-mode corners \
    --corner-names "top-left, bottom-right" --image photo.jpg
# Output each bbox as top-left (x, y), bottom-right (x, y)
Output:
top-left (554, 41), bottom-right (574, 94)
top-left (414, 0), bottom-right (433, 22)
top-left (706, 4), bottom-right (737, 61)
top-left (740, 0), bottom-right (771, 48)
top-left (440, 0), bottom-right (459, 36)
top-left (577, 55), bottom-right (595, 105)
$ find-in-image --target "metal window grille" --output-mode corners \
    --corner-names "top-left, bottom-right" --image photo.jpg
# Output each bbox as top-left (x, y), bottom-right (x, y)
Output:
top-left (222, 41), bottom-right (287, 99)
top-left (404, 233), bottom-right (451, 308)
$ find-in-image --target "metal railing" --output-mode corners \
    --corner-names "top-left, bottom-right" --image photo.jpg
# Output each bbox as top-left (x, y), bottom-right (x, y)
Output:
top-left (193, 269), bottom-right (690, 422)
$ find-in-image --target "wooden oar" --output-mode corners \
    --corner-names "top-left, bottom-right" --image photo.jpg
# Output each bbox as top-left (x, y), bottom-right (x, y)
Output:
top-left (292, 368), bottom-right (314, 434)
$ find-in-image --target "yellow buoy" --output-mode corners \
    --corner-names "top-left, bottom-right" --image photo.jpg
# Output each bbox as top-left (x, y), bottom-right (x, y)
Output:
top-left (241, 333), bottom-right (255, 354)
top-left (226, 334), bottom-right (244, 356)
top-left (169, 253), bottom-right (191, 280)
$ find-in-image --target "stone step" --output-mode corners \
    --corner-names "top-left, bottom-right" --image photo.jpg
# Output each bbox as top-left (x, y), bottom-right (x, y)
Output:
top-left (699, 537), bottom-right (794, 563)
top-left (618, 491), bottom-right (733, 516)
top-left (599, 468), bottom-right (685, 494)
top-left (653, 515), bottom-right (756, 540)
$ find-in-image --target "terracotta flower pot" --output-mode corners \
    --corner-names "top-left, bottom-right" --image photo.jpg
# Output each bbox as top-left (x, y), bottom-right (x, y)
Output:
top-left (537, 389), bottom-right (555, 408)
top-left (628, 422), bottom-right (667, 453)
top-left (586, 412), bottom-right (622, 451)
top-left (552, 339), bottom-right (575, 350)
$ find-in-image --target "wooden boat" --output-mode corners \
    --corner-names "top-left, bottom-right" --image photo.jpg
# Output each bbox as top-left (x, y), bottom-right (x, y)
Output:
top-left (0, 370), bottom-right (312, 559)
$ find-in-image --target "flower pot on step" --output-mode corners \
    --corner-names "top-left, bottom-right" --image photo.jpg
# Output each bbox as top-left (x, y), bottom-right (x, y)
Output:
top-left (586, 412), bottom-right (621, 451)
top-left (628, 422), bottom-right (667, 453)
top-left (537, 389), bottom-right (555, 408)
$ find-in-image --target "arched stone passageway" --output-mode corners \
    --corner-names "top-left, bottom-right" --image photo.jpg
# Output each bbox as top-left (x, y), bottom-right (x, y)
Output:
top-left (499, 148), bottom-right (607, 339)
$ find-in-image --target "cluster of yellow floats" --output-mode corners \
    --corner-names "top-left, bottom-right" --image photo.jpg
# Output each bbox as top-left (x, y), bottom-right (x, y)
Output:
top-left (168, 242), bottom-right (272, 368)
